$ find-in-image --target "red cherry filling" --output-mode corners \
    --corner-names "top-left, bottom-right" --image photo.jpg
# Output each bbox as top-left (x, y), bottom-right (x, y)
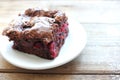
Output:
top-left (62, 23), bottom-right (68, 32)
top-left (49, 42), bottom-right (58, 58)
top-left (57, 23), bottom-right (68, 39)
top-left (33, 41), bottom-right (43, 49)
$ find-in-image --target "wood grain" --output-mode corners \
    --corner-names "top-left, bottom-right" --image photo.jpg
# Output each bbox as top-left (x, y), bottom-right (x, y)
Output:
top-left (0, 0), bottom-right (120, 79)
top-left (0, 73), bottom-right (119, 80)
top-left (1, 1), bottom-right (120, 24)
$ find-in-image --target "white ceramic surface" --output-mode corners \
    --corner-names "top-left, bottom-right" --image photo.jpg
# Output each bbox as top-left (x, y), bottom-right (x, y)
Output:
top-left (0, 19), bottom-right (87, 70)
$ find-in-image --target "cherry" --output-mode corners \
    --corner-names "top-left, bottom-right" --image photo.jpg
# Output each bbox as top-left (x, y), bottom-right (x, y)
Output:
top-left (61, 23), bottom-right (68, 32)
top-left (33, 41), bottom-right (43, 49)
top-left (49, 42), bottom-right (57, 58)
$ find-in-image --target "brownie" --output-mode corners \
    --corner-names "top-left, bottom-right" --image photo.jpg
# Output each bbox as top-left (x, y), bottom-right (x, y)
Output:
top-left (2, 7), bottom-right (69, 60)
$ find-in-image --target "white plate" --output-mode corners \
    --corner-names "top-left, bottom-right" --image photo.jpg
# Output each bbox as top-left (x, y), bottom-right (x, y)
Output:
top-left (0, 19), bottom-right (87, 70)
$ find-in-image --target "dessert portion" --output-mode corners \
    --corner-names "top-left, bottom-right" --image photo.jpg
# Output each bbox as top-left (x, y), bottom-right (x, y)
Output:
top-left (2, 8), bottom-right (69, 59)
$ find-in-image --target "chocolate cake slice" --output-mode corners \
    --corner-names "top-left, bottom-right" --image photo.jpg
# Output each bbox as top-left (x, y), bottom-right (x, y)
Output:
top-left (2, 8), bottom-right (69, 59)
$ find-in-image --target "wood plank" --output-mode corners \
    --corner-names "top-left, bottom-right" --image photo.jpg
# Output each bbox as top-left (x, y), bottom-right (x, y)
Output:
top-left (0, 73), bottom-right (119, 80)
top-left (0, 73), bottom-right (33, 80)
top-left (0, 1), bottom-right (120, 23)
top-left (34, 75), bottom-right (120, 80)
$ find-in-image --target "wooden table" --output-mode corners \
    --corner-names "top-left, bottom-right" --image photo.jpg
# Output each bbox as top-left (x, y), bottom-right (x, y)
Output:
top-left (1, 0), bottom-right (120, 79)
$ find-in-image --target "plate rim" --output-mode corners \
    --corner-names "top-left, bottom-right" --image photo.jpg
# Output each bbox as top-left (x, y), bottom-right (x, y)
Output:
top-left (0, 21), bottom-right (87, 70)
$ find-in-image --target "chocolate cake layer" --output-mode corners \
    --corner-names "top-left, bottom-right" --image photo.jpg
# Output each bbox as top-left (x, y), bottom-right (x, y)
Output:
top-left (3, 7), bottom-right (69, 59)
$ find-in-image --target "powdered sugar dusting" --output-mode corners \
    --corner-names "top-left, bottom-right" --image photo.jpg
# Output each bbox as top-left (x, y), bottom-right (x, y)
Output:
top-left (31, 17), bottom-right (55, 29)
top-left (55, 11), bottom-right (64, 17)
top-left (7, 8), bottom-right (66, 33)
top-left (9, 15), bottom-right (55, 31)
top-left (34, 7), bottom-right (49, 11)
